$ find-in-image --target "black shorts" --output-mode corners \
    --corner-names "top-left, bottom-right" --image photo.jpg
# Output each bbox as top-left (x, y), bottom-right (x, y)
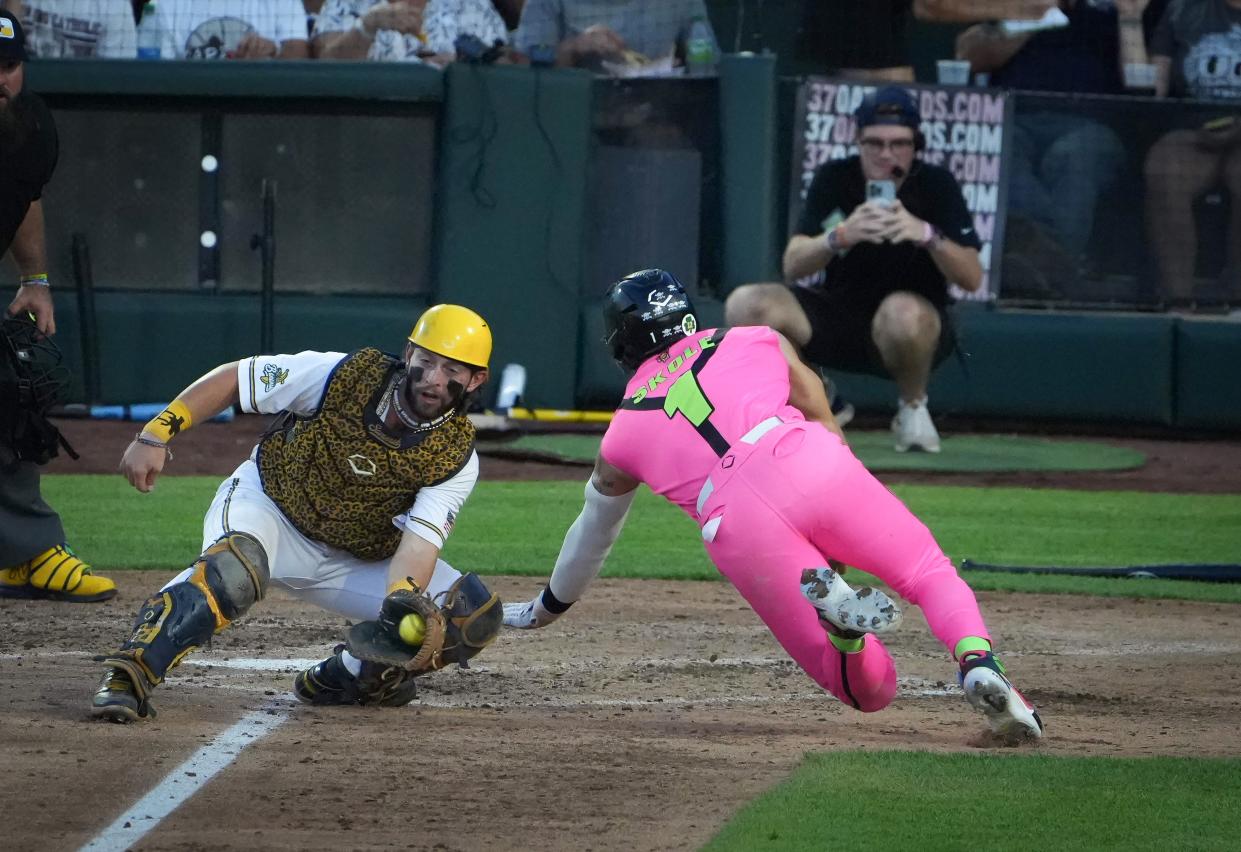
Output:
top-left (790, 285), bottom-right (957, 378)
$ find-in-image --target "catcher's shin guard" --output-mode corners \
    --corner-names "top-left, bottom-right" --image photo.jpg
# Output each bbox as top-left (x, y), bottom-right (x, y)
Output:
top-left (436, 572), bottom-right (503, 669)
top-left (96, 533), bottom-right (269, 710)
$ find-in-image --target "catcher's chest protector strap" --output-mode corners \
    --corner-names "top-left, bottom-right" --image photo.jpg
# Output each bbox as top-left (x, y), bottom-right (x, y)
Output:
top-left (102, 534), bottom-right (270, 697)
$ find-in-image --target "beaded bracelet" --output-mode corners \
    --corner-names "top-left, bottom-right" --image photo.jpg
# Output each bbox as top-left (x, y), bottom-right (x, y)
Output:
top-left (919, 222), bottom-right (943, 251)
top-left (134, 433), bottom-right (174, 460)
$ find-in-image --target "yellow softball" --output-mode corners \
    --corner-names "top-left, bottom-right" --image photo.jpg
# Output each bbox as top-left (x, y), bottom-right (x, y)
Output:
top-left (398, 612), bottom-right (426, 646)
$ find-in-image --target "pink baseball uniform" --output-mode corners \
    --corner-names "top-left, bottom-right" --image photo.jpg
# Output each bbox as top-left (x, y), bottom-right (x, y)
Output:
top-left (601, 326), bottom-right (990, 711)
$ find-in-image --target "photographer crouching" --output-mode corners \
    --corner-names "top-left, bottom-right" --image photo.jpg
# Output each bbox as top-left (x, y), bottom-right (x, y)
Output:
top-left (726, 86), bottom-right (983, 453)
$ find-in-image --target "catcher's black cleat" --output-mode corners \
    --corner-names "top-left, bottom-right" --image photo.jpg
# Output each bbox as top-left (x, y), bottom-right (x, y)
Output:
top-left (294, 646), bottom-right (357, 706)
top-left (91, 667), bottom-right (156, 723)
top-left (294, 645), bottom-right (419, 708)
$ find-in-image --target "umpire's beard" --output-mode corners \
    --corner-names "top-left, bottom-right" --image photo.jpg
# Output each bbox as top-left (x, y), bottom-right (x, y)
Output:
top-left (0, 92), bottom-right (29, 152)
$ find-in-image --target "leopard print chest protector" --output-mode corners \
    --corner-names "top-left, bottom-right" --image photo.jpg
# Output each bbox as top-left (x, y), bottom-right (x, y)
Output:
top-left (257, 348), bottom-right (475, 561)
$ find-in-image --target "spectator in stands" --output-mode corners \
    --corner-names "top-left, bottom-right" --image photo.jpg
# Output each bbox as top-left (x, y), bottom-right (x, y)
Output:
top-left (153, 0), bottom-right (310, 59)
top-left (314, 0), bottom-right (508, 65)
top-left (492, 0), bottom-right (522, 32)
top-left (1144, 0), bottom-right (1241, 303)
top-left (916, 1), bottom-right (1135, 297)
top-left (18, 1), bottom-right (135, 57)
top-left (725, 87), bottom-right (983, 454)
top-left (514, 0), bottom-right (717, 74)
top-left (302, 0), bottom-right (323, 39)
top-left (794, 0), bottom-right (916, 82)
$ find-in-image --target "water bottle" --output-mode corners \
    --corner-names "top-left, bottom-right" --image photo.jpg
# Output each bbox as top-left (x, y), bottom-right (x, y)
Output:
top-left (136, 1), bottom-right (162, 59)
top-left (495, 363), bottom-right (527, 412)
top-left (684, 17), bottom-right (717, 77)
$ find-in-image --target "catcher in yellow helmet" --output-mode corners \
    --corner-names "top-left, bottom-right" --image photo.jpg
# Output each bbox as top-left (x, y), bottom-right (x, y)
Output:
top-left (91, 304), bottom-right (504, 722)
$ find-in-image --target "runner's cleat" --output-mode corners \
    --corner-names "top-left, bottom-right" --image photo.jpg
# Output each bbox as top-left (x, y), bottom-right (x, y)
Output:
top-left (959, 652), bottom-right (1043, 742)
top-left (800, 566), bottom-right (902, 636)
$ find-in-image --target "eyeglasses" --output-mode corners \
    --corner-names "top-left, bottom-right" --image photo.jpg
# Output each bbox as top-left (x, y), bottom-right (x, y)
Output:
top-left (859, 138), bottom-right (915, 154)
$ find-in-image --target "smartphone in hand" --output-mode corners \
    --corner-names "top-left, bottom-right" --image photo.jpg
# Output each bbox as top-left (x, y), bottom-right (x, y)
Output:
top-left (866, 180), bottom-right (897, 207)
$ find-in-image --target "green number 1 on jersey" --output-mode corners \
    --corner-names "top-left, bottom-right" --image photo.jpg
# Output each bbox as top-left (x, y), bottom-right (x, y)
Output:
top-left (663, 370), bottom-right (714, 425)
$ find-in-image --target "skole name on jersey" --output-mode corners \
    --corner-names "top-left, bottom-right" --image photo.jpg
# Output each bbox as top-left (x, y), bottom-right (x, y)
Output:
top-left (629, 334), bottom-right (717, 405)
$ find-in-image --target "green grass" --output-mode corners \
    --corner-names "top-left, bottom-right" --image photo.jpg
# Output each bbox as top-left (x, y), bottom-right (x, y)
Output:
top-left (483, 431), bottom-right (1148, 472)
top-left (43, 476), bottom-right (1241, 602)
top-left (704, 751), bottom-right (1241, 851)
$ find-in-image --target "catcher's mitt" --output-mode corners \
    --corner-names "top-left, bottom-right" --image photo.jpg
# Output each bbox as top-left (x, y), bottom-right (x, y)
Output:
top-left (347, 588), bottom-right (447, 673)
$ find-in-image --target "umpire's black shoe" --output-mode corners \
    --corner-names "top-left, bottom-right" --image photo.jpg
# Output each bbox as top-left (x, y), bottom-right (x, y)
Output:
top-left (294, 646), bottom-right (356, 706)
top-left (92, 667), bottom-right (156, 723)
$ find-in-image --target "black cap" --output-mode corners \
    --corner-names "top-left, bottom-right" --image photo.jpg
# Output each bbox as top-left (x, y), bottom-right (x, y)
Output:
top-left (0, 14), bottom-right (29, 63)
top-left (855, 86), bottom-right (920, 132)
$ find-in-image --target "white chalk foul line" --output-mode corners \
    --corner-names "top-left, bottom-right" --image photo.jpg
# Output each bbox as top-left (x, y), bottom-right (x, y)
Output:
top-left (79, 701), bottom-right (291, 852)
top-left (176, 658), bottom-right (963, 705)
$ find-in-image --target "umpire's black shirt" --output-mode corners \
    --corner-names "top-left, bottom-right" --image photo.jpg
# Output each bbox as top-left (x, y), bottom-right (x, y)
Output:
top-left (795, 156), bottom-right (980, 311)
top-left (0, 91), bottom-right (58, 255)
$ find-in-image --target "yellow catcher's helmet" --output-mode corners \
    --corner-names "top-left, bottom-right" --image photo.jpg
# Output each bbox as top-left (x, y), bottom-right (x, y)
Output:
top-left (408, 305), bottom-right (491, 369)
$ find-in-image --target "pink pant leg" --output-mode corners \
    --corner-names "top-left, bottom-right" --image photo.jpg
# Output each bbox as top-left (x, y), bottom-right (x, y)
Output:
top-left (703, 485), bottom-right (897, 712)
top-left (735, 425), bottom-right (991, 659)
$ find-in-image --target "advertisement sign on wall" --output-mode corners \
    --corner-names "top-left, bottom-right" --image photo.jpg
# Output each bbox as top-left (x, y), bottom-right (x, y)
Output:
top-left (790, 79), bottom-right (1013, 300)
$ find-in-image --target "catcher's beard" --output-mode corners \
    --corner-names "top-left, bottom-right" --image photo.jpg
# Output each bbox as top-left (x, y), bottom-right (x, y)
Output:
top-left (389, 367), bottom-right (462, 430)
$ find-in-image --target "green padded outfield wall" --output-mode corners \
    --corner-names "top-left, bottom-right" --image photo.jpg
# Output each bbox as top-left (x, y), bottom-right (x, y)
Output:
top-left (432, 64), bottom-right (594, 410)
top-left (829, 310), bottom-right (1178, 425)
top-left (718, 54), bottom-right (782, 288)
top-left (1175, 319), bottom-right (1241, 429)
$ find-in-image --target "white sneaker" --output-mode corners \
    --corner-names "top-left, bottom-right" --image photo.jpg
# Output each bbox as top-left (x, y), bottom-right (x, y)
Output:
top-left (799, 567), bottom-right (902, 636)
top-left (891, 398), bottom-right (941, 453)
top-left (959, 653), bottom-right (1044, 742)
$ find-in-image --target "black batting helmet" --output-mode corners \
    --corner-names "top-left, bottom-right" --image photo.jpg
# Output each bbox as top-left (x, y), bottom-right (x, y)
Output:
top-left (602, 269), bottom-right (698, 371)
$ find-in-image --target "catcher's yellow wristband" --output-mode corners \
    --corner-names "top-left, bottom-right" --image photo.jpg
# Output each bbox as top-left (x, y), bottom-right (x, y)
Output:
top-left (387, 576), bottom-right (423, 596)
top-left (142, 400), bottom-right (194, 442)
